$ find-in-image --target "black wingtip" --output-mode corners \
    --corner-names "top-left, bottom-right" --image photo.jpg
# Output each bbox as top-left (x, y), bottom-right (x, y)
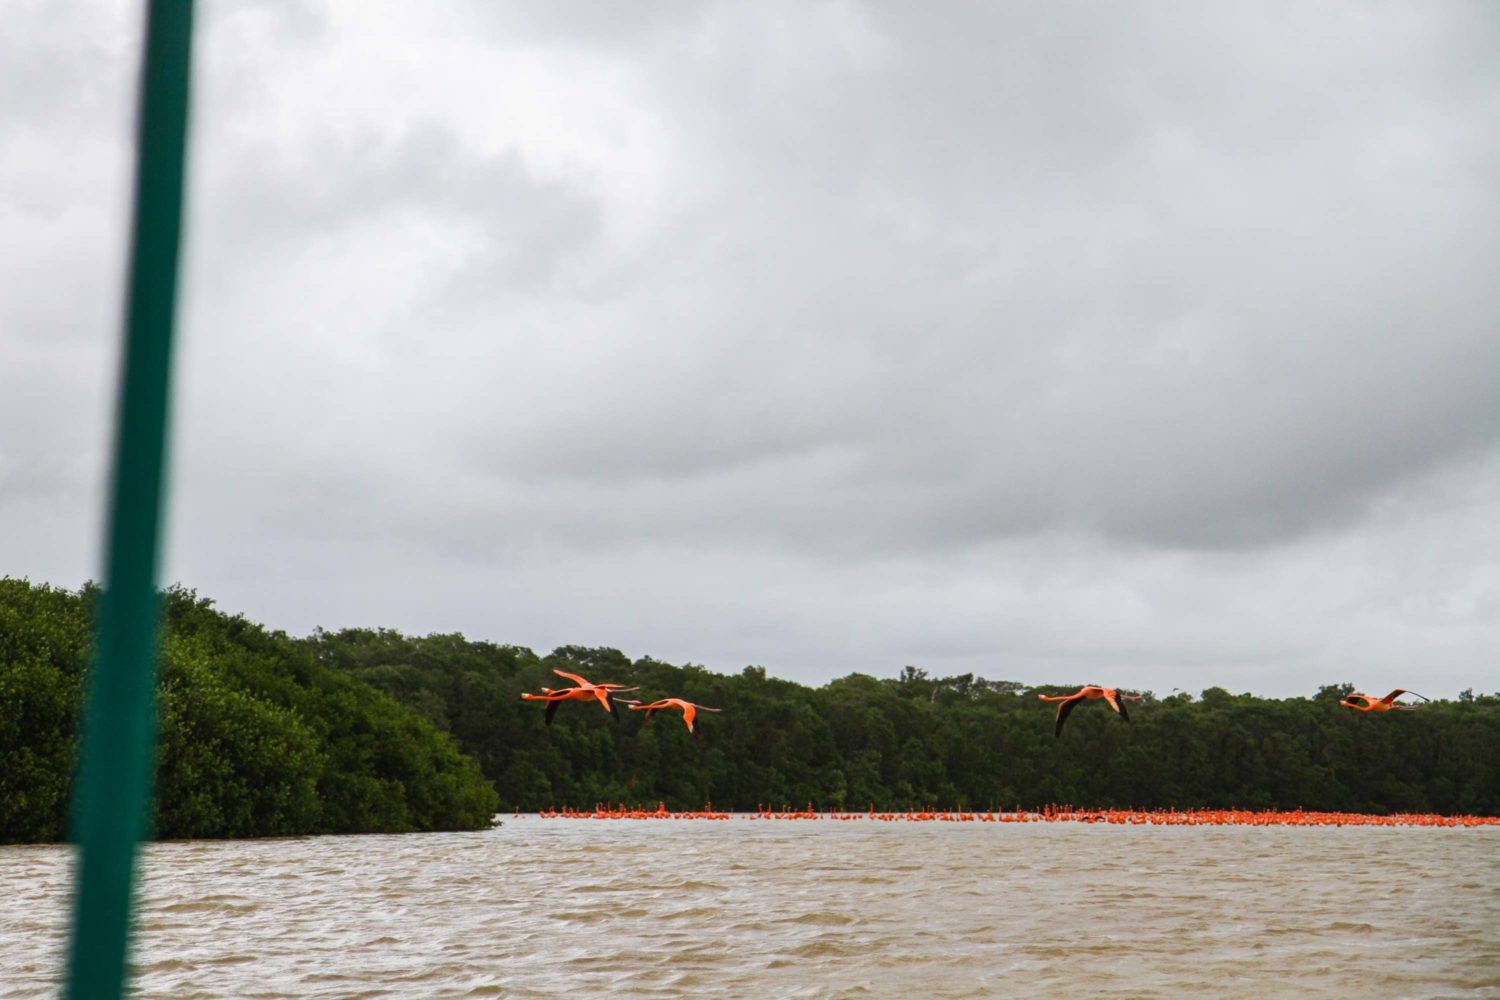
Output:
top-left (1054, 696), bottom-right (1079, 736)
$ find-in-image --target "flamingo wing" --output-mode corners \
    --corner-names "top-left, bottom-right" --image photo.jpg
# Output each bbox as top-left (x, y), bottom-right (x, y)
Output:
top-left (544, 698), bottom-right (561, 726)
top-left (1054, 695), bottom-right (1083, 737)
top-left (629, 699), bottom-right (674, 721)
top-left (1382, 689), bottom-right (1427, 704)
top-left (552, 668), bottom-right (591, 687)
top-left (1106, 691), bottom-right (1131, 723)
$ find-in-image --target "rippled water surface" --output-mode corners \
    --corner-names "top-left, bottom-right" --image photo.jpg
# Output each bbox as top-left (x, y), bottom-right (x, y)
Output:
top-left (4, 817), bottom-right (1499, 998)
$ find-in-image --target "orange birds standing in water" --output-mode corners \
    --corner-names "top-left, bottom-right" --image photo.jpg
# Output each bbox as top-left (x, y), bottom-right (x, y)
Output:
top-left (1037, 685), bottom-right (1142, 737)
top-left (1340, 689), bottom-right (1428, 713)
top-left (520, 669), bottom-right (639, 724)
top-left (626, 697), bottom-right (722, 737)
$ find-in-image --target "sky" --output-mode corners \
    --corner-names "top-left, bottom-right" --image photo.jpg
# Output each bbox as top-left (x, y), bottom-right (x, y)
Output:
top-left (3, 1), bottom-right (1498, 698)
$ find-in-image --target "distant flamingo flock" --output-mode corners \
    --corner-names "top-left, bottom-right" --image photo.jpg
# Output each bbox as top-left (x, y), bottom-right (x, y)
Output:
top-left (531, 803), bottom-right (1498, 827)
top-left (519, 674), bottom-right (1490, 825)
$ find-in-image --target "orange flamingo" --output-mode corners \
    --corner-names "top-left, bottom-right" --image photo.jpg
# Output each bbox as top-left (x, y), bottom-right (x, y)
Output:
top-left (1037, 685), bottom-right (1141, 736)
top-left (626, 697), bottom-right (721, 736)
top-left (520, 669), bottom-right (639, 724)
top-left (1340, 689), bottom-right (1427, 713)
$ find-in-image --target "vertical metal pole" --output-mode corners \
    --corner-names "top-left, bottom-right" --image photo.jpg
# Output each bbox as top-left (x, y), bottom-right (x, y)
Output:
top-left (65, 2), bottom-right (194, 998)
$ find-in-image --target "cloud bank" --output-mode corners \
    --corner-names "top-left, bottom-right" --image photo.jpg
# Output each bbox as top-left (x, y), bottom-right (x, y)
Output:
top-left (4, 1), bottom-right (1498, 696)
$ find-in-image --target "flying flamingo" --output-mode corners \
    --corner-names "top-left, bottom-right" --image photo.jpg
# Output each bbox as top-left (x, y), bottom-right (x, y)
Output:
top-left (625, 697), bottom-right (721, 737)
top-left (1037, 685), bottom-right (1142, 737)
top-left (520, 669), bottom-right (639, 724)
top-left (1340, 689), bottom-right (1428, 713)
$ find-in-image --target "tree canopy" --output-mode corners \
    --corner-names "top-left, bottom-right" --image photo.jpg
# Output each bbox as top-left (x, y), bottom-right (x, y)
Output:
top-left (3, 577), bottom-right (1496, 844)
top-left (310, 630), bottom-right (1500, 817)
top-left (0, 579), bottom-right (496, 844)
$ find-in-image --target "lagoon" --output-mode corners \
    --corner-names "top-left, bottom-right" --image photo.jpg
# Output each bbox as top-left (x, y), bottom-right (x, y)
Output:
top-left (4, 816), bottom-right (1498, 998)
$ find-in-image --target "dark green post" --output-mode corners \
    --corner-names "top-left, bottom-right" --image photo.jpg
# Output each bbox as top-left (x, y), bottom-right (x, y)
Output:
top-left (64, 2), bottom-right (194, 998)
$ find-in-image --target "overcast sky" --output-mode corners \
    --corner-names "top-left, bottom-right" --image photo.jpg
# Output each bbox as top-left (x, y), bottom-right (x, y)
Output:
top-left (4, 1), bottom-right (1498, 698)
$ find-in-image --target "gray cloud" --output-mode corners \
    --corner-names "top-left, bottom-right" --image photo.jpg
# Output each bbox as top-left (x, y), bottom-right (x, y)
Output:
top-left (454, 0), bottom-right (1500, 554)
top-left (5, 1), bottom-right (1499, 696)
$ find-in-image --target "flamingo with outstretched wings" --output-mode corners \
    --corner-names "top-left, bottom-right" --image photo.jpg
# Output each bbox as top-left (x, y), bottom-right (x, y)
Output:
top-left (626, 697), bottom-right (721, 737)
top-left (520, 669), bottom-right (639, 724)
top-left (1340, 689), bottom-right (1427, 713)
top-left (1037, 685), bottom-right (1142, 737)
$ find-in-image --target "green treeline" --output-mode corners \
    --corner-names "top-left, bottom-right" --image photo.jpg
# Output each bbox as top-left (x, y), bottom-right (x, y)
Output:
top-left (0, 579), bottom-right (496, 844)
top-left (309, 627), bottom-right (1500, 817)
top-left (4, 578), bottom-right (1498, 845)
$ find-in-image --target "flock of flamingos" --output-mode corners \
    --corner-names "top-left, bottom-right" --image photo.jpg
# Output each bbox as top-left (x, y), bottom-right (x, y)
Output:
top-left (519, 670), bottom-right (1493, 828)
top-left (521, 668), bottom-right (1430, 736)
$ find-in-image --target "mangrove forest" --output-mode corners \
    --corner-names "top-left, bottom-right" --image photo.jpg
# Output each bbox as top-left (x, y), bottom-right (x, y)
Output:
top-left (2, 577), bottom-right (1497, 843)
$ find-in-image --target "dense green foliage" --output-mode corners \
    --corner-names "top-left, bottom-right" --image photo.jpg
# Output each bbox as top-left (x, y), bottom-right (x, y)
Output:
top-left (5, 577), bottom-right (1497, 845)
top-left (0, 579), bottom-right (496, 844)
top-left (310, 630), bottom-right (1500, 816)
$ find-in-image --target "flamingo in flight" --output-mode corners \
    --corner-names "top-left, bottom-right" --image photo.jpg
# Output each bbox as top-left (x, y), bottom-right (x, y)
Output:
top-left (520, 669), bottom-right (639, 724)
top-left (1037, 685), bottom-right (1142, 737)
top-left (1340, 689), bottom-right (1428, 713)
top-left (625, 698), bottom-right (721, 737)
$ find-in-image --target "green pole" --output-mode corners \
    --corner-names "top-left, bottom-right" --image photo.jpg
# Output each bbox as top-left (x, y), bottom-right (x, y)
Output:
top-left (65, 2), bottom-right (194, 998)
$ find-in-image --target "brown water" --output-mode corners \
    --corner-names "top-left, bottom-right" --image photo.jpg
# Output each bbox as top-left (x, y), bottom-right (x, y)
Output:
top-left (3, 817), bottom-right (1498, 999)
